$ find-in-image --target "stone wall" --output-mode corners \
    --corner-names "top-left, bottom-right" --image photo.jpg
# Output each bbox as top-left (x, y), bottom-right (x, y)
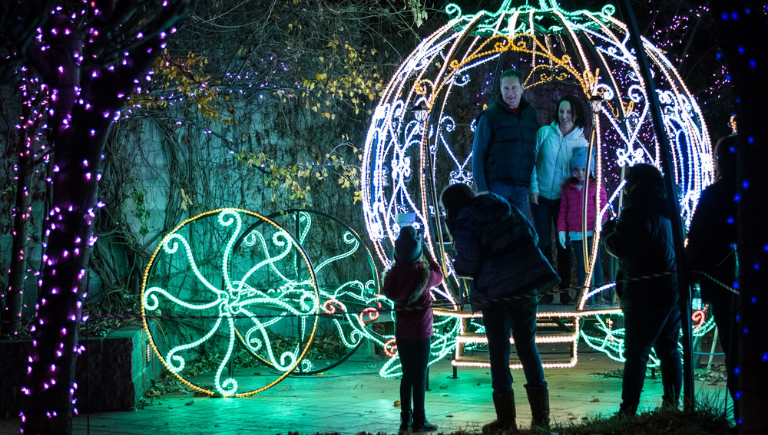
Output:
top-left (0, 327), bottom-right (157, 417)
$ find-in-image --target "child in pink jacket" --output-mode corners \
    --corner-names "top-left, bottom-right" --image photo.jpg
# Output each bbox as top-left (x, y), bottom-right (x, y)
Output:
top-left (557, 148), bottom-right (609, 304)
top-left (382, 226), bottom-right (443, 433)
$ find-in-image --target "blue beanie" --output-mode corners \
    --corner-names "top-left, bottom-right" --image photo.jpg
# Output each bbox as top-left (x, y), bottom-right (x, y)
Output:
top-left (394, 226), bottom-right (422, 265)
top-left (570, 147), bottom-right (595, 172)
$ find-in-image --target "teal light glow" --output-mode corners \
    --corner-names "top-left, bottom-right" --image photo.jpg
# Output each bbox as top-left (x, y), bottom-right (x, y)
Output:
top-left (444, 0), bottom-right (617, 38)
top-left (141, 209), bottom-right (319, 396)
top-left (233, 210), bottom-right (394, 375)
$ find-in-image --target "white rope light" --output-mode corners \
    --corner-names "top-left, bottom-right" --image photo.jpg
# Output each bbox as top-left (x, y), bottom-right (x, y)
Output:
top-left (362, 0), bottom-right (714, 369)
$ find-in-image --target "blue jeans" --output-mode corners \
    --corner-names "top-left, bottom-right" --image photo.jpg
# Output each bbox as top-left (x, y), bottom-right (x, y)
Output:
top-left (482, 297), bottom-right (547, 393)
top-left (398, 338), bottom-right (431, 414)
top-left (572, 237), bottom-right (606, 303)
top-left (621, 306), bottom-right (683, 414)
top-left (530, 197), bottom-right (572, 294)
top-left (488, 182), bottom-right (528, 216)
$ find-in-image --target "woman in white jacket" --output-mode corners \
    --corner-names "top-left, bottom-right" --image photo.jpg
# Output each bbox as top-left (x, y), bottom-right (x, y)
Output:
top-left (529, 95), bottom-right (589, 304)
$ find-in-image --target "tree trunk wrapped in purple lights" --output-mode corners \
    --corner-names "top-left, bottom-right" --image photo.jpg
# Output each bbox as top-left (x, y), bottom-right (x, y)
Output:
top-left (2, 86), bottom-right (45, 337)
top-left (1, 1), bottom-right (190, 433)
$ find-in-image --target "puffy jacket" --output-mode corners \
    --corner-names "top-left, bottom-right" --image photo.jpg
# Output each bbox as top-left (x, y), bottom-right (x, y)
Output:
top-left (449, 193), bottom-right (559, 311)
top-left (686, 178), bottom-right (737, 302)
top-left (382, 258), bottom-right (443, 340)
top-left (557, 179), bottom-right (608, 234)
top-left (471, 95), bottom-right (539, 192)
top-left (602, 197), bottom-right (678, 312)
top-left (530, 122), bottom-right (589, 200)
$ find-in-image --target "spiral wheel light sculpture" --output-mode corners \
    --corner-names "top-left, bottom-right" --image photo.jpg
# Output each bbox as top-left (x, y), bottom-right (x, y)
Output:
top-left (141, 209), bottom-right (319, 396)
top-left (231, 209), bottom-right (390, 375)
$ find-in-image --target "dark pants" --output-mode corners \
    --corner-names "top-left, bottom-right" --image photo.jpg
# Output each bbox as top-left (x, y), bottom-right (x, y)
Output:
top-left (398, 338), bottom-right (431, 414)
top-left (572, 237), bottom-right (606, 303)
top-left (489, 182), bottom-right (529, 216)
top-left (706, 289), bottom-right (740, 421)
top-left (530, 196), bottom-right (572, 300)
top-left (621, 306), bottom-right (683, 414)
top-left (482, 297), bottom-right (547, 394)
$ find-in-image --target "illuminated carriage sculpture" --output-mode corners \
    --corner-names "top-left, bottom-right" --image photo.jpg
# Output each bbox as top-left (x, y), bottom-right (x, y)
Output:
top-left (139, 1), bottom-right (721, 397)
top-left (361, 0), bottom-right (717, 369)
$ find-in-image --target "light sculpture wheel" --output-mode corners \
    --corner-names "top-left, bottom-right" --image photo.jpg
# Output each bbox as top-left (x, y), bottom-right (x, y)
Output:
top-left (141, 209), bottom-right (319, 396)
top-left (231, 209), bottom-right (390, 375)
top-left (361, 0), bottom-right (714, 368)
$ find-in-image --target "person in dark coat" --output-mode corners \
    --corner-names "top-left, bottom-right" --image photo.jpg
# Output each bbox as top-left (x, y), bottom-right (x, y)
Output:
top-left (441, 183), bottom-right (558, 432)
top-left (381, 226), bottom-right (443, 433)
top-left (686, 135), bottom-right (740, 422)
top-left (471, 69), bottom-right (540, 214)
top-left (601, 163), bottom-right (682, 416)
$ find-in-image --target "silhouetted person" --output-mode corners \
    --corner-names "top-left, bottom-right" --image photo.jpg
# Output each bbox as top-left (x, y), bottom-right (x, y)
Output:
top-left (442, 183), bottom-right (558, 432)
top-left (602, 163), bottom-right (682, 416)
top-left (687, 135), bottom-right (740, 423)
top-left (382, 226), bottom-right (442, 433)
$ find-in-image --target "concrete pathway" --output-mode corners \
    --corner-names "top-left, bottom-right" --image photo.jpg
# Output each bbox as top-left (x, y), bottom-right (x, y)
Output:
top-left (0, 345), bottom-right (731, 434)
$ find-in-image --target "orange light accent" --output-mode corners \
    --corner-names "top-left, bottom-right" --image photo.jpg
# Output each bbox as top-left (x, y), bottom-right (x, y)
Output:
top-left (141, 208), bottom-right (319, 397)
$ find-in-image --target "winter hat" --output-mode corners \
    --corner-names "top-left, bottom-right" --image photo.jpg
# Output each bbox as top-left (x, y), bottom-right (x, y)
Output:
top-left (570, 147), bottom-right (595, 172)
top-left (570, 147), bottom-right (588, 169)
top-left (394, 226), bottom-right (423, 265)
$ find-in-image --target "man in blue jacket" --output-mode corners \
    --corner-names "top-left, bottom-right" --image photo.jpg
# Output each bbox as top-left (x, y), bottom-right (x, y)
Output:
top-left (471, 69), bottom-right (540, 214)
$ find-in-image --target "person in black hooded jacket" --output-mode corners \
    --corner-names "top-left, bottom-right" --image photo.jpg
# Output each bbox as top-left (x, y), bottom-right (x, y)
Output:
top-left (601, 163), bottom-right (682, 416)
top-left (442, 183), bottom-right (559, 432)
top-left (686, 135), bottom-right (740, 423)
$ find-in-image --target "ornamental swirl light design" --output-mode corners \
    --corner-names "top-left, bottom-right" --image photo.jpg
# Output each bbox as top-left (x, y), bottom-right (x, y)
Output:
top-left (362, 0), bottom-right (714, 367)
top-left (231, 209), bottom-right (392, 375)
top-left (141, 209), bottom-right (319, 396)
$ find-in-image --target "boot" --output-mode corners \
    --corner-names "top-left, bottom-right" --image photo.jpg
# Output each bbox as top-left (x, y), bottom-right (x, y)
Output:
top-left (555, 241), bottom-right (573, 305)
top-left (411, 410), bottom-right (437, 432)
top-left (617, 401), bottom-right (638, 417)
top-left (559, 289), bottom-right (573, 305)
top-left (399, 410), bottom-right (412, 433)
top-left (482, 391), bottom-right (518, 434)
top-left (539, 293), bottom-right (555, 305)
top-left (525, 385), bottom-right (550, 428)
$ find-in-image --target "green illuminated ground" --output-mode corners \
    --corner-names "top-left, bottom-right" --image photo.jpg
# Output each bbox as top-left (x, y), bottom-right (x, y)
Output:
top-left (0, 344), bottom-right (733, 434)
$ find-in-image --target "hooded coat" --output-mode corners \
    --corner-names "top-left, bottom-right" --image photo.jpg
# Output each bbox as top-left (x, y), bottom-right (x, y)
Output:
top-left (530, 122), bottom-right (589, 200)
top-left (601, 182), bottom-right (678, 312)
top-left (448, 193), bottom-right (559, 310)
top-left (382, 258), bottom-right (443, 340)
top-left (686, 177), bottom-right (737, 302)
